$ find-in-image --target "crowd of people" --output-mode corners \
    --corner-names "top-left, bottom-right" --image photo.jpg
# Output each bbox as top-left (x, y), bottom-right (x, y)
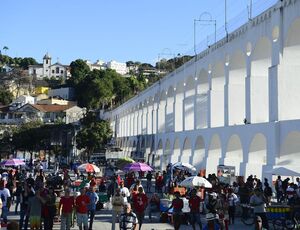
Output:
top-left (0, 162), bottom-right (299, 230)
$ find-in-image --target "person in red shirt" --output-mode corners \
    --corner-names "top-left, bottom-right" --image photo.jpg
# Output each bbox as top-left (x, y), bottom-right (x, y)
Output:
top-left (167, 191), bottom-right (183, 230)
top-left (133, 187), bottom-right (148, 230)
top-left (75, 188), bottom-right (90, 230)
top-left (59, 188), bottom-right (75, 230)
top-left (188, 189), bottom-right (203, 230)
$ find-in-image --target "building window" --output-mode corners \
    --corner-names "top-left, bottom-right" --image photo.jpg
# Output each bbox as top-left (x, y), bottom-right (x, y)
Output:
top-left (52, 70), bottom-right (55, 74)
top-left (61, 70), bottom-right (64, 74)
top-left (56, 67), bottom-right (59, 74)
top-left (33, 69), bottom-right (36, 74)
top-left (46, 60), bottom-right (48, 64)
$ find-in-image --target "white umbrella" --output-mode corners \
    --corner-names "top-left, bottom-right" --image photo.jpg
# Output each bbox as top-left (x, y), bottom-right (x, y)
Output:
top-left (77, 163), bottom-right (100, 173)
top-left (172, 162), bottom-right (197, 172)
top-left (180, 176), bottom-right (212, 188)
top-left (115, 169), bottom-right (125, 176)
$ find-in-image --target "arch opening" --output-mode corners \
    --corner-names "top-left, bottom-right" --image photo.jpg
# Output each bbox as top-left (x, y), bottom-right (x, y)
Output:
top-left (206, 134), bottom-right (222, 175)
top-left (224, 135), bottom-right (243, 176)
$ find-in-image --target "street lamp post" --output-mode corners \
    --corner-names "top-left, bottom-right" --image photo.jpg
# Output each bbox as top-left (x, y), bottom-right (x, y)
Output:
top-left (194, 12), bottom-right (217, 57)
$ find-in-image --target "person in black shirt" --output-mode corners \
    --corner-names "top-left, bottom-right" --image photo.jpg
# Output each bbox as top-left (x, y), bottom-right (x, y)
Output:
top-left (19, 182), bottom-right (34, 230)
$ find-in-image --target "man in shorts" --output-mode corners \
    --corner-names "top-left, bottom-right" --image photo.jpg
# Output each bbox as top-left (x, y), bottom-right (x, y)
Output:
top-left (75, 188), bottom-right (90, 230)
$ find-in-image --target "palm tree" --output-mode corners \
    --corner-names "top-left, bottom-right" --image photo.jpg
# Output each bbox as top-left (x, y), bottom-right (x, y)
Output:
top-left (3, 46), bottom-right (8, 55)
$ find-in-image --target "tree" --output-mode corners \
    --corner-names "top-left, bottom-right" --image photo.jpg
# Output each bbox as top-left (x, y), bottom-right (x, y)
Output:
top-left (67, 59), bottom-right (90, 86)
top-left (2, 46), bottom-right (8, 55)
top-left (19, 57), bottom-right (38, 69)
top-left (76, 114), bottom-right (112, 160)
top-left (0, 87), bottom-right (13, 105)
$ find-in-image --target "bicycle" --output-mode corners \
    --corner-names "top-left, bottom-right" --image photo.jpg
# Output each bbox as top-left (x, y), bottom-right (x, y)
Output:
top-left (239, 203), bottom-right (255, 225)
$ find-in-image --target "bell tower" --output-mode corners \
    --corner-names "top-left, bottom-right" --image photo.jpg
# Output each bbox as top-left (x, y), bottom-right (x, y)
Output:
top-left (43, 53), bottom-right (51, 77)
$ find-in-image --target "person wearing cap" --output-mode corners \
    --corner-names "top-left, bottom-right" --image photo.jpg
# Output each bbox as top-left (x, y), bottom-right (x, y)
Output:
top-left (250, 188), bottom-right (269, 229)
top-left (59, 188), bottom-right (75, 230)
top-left (86, 186), bottom-right (99, 230)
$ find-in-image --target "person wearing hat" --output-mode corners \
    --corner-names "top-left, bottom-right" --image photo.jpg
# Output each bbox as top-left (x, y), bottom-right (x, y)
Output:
top-left (250, 188), bottom-right (269, 229)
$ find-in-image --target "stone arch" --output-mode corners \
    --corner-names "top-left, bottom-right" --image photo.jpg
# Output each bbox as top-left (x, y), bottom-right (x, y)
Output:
top-left (195, 69), bottom-right (209, 129)
top-left (192, 136), bottom-right (205, 170)
top-left (251, 37), bottom-right (271, 123)
top-left (206, 134), bottom-right (222, 175)
top-left (278, 131), bottom-right (300, 168)
top-left (166, 86), bottom-right (175, 132)
top-left (171, 137), bottom-right (180, 163)
top-left (180, 137), bottom-right (192, 163)
top-left (228, 51), bottom-right (246, 125)
top-left (184, 76), bottom-right (196, 130)
top-left (211, 61), bottom-right (225, 127)
top-left (246, 133), bottom-right (267, 179)
top-left (224, 134), bottom-right (243, 176)
top-left (280, 18), bottom-right (300, 120)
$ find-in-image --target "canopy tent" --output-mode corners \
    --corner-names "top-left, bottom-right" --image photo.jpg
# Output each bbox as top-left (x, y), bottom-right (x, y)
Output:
top-left (266, 167), bottom-right (300, 177)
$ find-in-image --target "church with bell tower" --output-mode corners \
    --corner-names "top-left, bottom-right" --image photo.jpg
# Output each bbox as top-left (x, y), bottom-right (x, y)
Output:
top-left (28, 53), bottom-right (70, 80)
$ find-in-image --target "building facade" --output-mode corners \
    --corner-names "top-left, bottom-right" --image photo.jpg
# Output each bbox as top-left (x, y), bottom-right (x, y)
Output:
top-left (28, 53), bottom-right (70, 80)
top-left (107, 0), bottom-right (300, 180)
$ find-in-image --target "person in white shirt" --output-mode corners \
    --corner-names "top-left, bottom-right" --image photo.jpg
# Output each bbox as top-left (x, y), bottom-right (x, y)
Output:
top-left (120, 181), bottom-right (130, 203)
top-left (0, 180), bottom-right (11, 224)
top-left (227, 188), bottom-right (239, 225)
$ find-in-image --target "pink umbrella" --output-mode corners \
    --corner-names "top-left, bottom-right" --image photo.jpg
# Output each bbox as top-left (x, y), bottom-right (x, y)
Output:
top-left (123, 162), bottom-right (153, 172)
top-left (0, 159), bottom-right (25, 166)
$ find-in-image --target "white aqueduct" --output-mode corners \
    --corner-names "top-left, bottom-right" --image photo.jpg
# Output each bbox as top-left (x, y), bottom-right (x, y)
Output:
top-left (106, 0), bottom-right (300, 180)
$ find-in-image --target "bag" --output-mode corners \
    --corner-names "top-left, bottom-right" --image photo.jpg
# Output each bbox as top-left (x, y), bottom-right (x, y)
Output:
top-left (96, 201), bottom-right (103, 211)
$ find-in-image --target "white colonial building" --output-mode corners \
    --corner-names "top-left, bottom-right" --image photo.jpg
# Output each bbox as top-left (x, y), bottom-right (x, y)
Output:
top-left (107, 0), bottom-right (300, 180)
top-left (28, 53), bottom-right (70, 80)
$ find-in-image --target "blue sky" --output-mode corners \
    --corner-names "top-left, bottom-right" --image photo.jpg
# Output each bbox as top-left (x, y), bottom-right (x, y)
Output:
top-left (0, 0), bottom-right (276, 65)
